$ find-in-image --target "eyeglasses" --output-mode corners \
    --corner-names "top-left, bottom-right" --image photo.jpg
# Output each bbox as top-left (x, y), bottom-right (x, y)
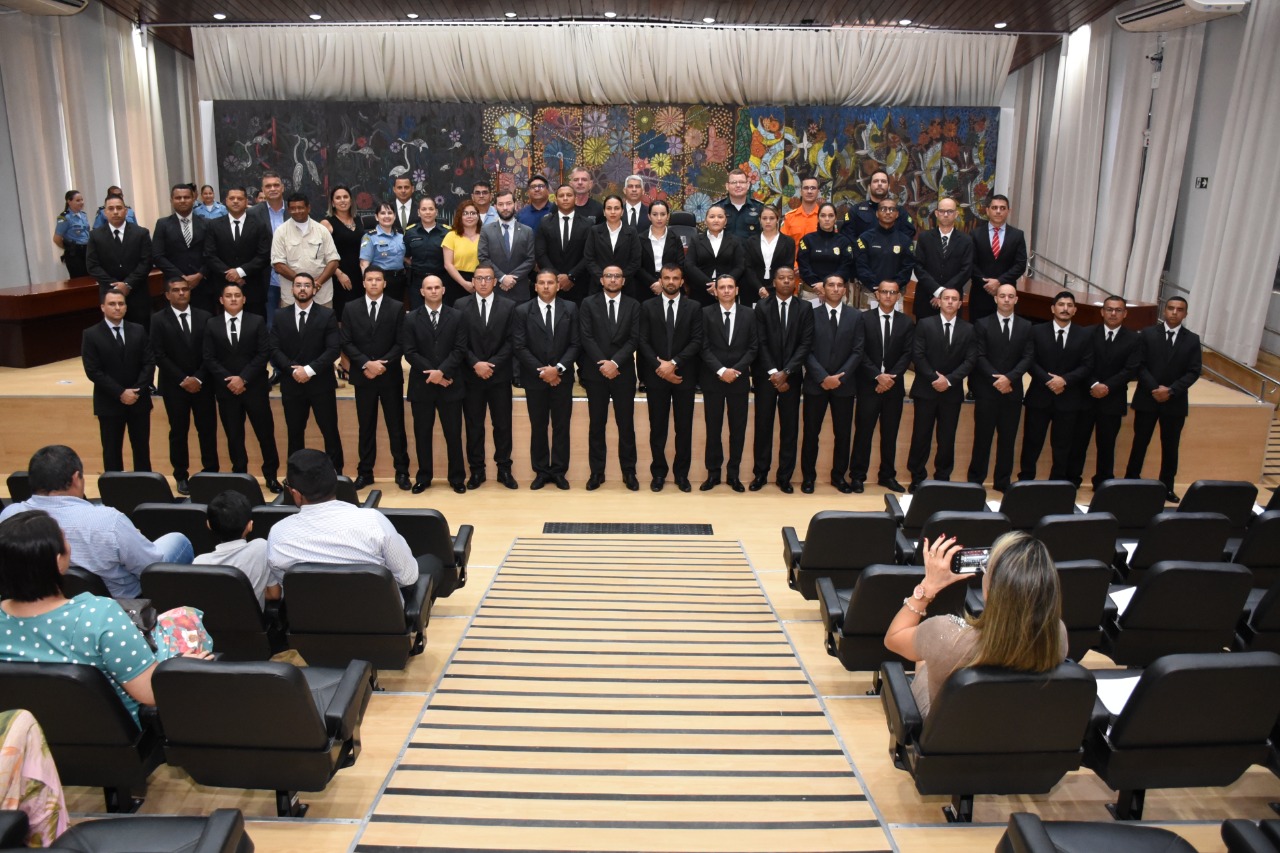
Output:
top-left (602, 273), bottom-right (625, 279)
top-left (876, 290), bottom-right (900, 296)
top-left (473, 275), bottom-right (496, 282)
top-left (935, 208), bottom-right (957, 215)
top-left (472, 189), bottom-right (490, 196)
top-left (878, 206), bottom-right (898, 213)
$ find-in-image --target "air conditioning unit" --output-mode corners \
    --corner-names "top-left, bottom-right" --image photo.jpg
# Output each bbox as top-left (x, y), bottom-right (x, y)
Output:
top-left (1116, 0), bottom-right (1248, 31)
top-left (0, 0), bottom-right (89, 14)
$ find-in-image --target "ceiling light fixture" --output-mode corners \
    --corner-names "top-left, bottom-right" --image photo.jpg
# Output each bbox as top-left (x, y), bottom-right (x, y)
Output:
top-left (603, 11), bottom-right (617, 18)
top-left (212, 12), bottom-right (226, 20)
top-left (406, 12), bottom-right (418, 19)
top-left (899, 18), bottom-right (912, 25)
top-left (505, 11), bottom-right (517, 17)
top-left (702, 16), bottom-right (715, 23)
top-left (308, 13), bottom-right (322, 20)
top-left (994, 21), bottom-right (1008, 28)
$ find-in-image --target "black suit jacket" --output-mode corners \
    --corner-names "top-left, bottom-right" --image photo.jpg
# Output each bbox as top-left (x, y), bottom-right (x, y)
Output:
top-left (637, 294), bottom-right (703, 383)
top-left (971, 313), bottom-right (1034, 402)
top-left (534, 211), bottom-right (593, 291)
top-left (742, 233), bottom-right (797, 299)
top-left (204, 215), bottom-right (273, 301)
top-left (152, 214), bottom-right (207, 280)
top-left (401, 304), bottom-right (469, 402)
top-left (82, 320), bottom-right (154, 417)
top-left (583, 223), bottom-right (643, 299)
top-left (969, 223), bottom-right (1028, 318)
top-left (1132, 324), bottom-right (1201, 417)
top-left (203, 311), bottom-right (270, 391)
top-left (910, 315), bottom-right (976, 402)
top-left (751, 296), bottom-right (814, 385)
top-left (340, 297), bottom-right (405, 387)
top-left (577, 293), bottom-right (640, 384)
top-left (86, 222), bottom-right (153, 296)
top-left (856, 309), bottom-right (915, 396)
top-left (151, 306), bottom-right (212, 391)
top-left (623, 203), bottom-right (650, 233)
top-left (512, 298), bottom-right (580, 386)
top-left (1085, 324), bottom-right (1142, 417)
top-left (699, 304), bottom-right (758, 395)
top-left (454, 293), bottom-right (516, 385)
top-left (804, 303), bottom-right (864, 397)
top-left (269, 304), bottom-right (340, 395)
top-left (684, 233), bottom-right (746, 306)
top-left (1025, 323), bottom-right (1095, 412)
top-left (637, 230), bottom-right (686, 293)
top-left (913, 228), bottom-right (974, 316)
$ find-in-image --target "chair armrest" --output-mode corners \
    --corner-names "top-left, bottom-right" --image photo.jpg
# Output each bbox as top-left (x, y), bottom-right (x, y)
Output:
top-left (781, 526), bottom-right (803, 570)
top-left (1222, 820), bottom-right (1275, 853)
top-left (268, 491), bottom-right (286, 506)
top-left (403, 575), bottom-right (433, 634)
top-left (895, 530), bottom-right (916, 564)
top-left (360, 489), bottom-right (383, 508)
top-left (0, 811), bottom-right (29, 848)
top-left (1003, 813), bottom-right (1057, 853)
top-left (453, 524), bottom-right (474, 570)
top-left (194, 809), bottom-right (249, 853)
top-left (816, 577), bottom-right (843, 632)
top-left (885, 494), bottom-right (905, 525)
top-left (879, 662), bottom-right (922, 747)
top-left (964, 586), bottom-right (985, 618)
top-left (324, 660), bottom-right (375, 741)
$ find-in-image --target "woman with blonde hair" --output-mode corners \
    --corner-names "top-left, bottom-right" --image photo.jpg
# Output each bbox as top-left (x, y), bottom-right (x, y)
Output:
top-left (884, 530), bottom-right (1067, 717)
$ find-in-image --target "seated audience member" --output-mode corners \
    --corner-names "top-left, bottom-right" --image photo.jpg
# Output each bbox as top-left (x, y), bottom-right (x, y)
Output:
top-left (192, 490), bottom-right (272, 605)
top-left (0, 445), bottom-right (193, 598)
top-left (265, 449), bottom-right (437, 597)
top-left (0, 708), bottom-right (68, 846)
top-left (883, 531), bottom-right (1068, 718)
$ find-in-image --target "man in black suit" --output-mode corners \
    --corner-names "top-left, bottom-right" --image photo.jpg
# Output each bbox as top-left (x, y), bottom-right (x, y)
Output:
top-left (1069, 295), bottom-right (1143, 489)
top-left (637, 264), bottom-right (703, 492)
top-left (969, 194), bottom-right (1028, 321)
top-left (456, 264), bottom-right (518, 490)
top-left (153, 183), bottom-right (212, 313)
top-left (151, 278), bottom-right (218, 493)
top-left (341, 267), bottom-right (410, 491)
top-left (402, 275), bottom-right (469, 494)
top-left (911, 197), bottom-right (974, 320)
top-left (269, 272), bottom-right (344, 473)
top-left (390, 176), bottom-right (418, 234)
top-left (967, 284), bottom-right (1034, 491)
top-left (1125, 296), bottom-right (1202, 502)
top-left (750, 266), bottom-right (814, 493)
top-left (202, 282), bottom-right (281, 491)
top-left (850, 281), bottom-right (915, 493)
top-left (513, 270), bottom-right (579, 490)
top-left (622, 175), bottom-right (650, 231)
top-left (1019, 291), bottom-right (1095, 481)
top-left (800, 274), bottom-right (864, 493)
top-left (535, 185), bottom-right (593, 304)
top-left (477, 191), bottom-right (535, 302)
top-left (906, 287), bottom-right (977, 490)
top-left (81, 288), bottom-right (154, 472)
top-left (86, 196), bottom-right (154, 330)
top-left (700, 275), bottom-right (758, 492)
top-left (204, 187), bottom-right (272, 317)
top-left (579, 265), bottom-right (641, 491)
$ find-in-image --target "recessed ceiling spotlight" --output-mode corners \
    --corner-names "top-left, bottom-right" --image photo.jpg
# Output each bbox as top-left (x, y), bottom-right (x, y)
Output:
top-left (702, 16), bottom-right (715, 23)
top-left (994, 21), bottom-right (1008, 28)
top-left (212, 12), bottom-right (226, 19)
top-left (308, 13), bottom-right (322, 20)
top-left (899, 18), bottom-right (912, 25)
top-left (406, 12), bottom-right (418, 19)
top-left (603, 11), bottom-right (617, 17)
top-left (505, 11), bottom-right (517, 17)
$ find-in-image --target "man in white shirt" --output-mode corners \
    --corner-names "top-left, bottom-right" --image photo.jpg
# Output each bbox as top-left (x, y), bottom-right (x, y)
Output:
top-left (270, 193), bottom-right (341, 308)
top-left (622, 175), bottom-right (649, 231)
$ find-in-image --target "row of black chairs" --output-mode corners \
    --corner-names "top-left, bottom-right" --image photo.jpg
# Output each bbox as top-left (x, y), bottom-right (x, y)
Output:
top-left (0, 807), bottom-right (254, 852)
top-left (1001, 812), bottom-right (1280, 853)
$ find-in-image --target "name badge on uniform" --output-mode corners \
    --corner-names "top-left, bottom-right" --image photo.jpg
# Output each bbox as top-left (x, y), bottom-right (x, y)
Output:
top-left (893, 245), bottom-right (901, 254)
top-left (833, 247), bottom-right (840, 255)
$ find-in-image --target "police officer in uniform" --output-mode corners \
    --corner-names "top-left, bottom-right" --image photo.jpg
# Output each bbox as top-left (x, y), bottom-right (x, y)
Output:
top-left (359, 202), bottom-right (408, 303)
top-left (54, 190), bottom-right (91, 278)
top-left (92, 186), bottom-right (137, 230)
top-left (853, 198), bottom-right (915, 294)
top-left (840, 170), bottom-right (917, 241)
top-left (714, 168), bottom-right (764, 242)
top-left (404, 197), bottom-right (450, 312)
top-left (796, 203), bottom-right (852, 301)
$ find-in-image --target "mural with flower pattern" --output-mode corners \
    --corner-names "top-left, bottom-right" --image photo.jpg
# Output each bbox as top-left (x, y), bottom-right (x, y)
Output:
top-left (214, 101), bottom-right (998, 231)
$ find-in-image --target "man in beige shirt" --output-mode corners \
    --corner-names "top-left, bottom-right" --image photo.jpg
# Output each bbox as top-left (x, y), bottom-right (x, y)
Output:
top-left (270, 192), bottom-right (340, 308)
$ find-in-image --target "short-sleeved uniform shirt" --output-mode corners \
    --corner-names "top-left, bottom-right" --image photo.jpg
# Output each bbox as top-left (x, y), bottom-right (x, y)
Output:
top-left (55, 210), bottom-right (91, 246)
top-left (359, 227), bottom-right (407, 271)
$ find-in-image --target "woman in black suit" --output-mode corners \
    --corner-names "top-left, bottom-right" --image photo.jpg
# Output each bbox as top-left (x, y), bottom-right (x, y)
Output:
top-left (637, 200), bottom-right (685, 299)
top-left (583, 194), bottom-right (642, 299)
top-left (742, 205), bottom-right (796, 305)
top-left (683, 205), bottom-right (745, 307)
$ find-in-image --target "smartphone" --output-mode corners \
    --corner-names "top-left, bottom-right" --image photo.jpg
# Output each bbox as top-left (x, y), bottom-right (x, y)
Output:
top-left (951, 547), bottom-right (991, 574)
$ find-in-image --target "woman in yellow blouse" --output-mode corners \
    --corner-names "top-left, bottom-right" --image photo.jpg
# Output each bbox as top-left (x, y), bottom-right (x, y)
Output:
top-left (442, 201), bottom-right (482, 302)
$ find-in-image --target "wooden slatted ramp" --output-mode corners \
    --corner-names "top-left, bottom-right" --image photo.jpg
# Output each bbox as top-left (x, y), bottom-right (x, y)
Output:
top-left (357, 535), bottom-right (890, 852)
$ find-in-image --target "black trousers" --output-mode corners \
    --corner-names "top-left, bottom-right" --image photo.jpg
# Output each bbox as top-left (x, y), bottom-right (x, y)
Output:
top-left (1020, 407), bottom-right (1078, 481)
top-left (354, 378), bottom-right (409, 478)
top-left (281, 387), bottom-right (344, 474)
top-left (216, 386), bottom-right (279, 478)
top-left (703, 390), bottom-right (749, 478)
top-left (98, 404), bottom-right (152, 472)
top-left (968, 392), bottom-right (1022, 489)
top-left (906, 396), bottom-right (962, 484)
top-left (583, 377), bottom-right (638, 477)
top-left (462, 378), bottom-right (514, 475)
top-left (524, 381), bottom-right (573, 477)
top-left (410, 396), bottom-right (465, 485)
top-left (63, 243), bottom-right (87, 278)
top-left (1125, 407), bottom-right (1186, 489)
top-left (851, 388), bottom-right (904, 482)
top-left (1068, 405), bottom-right (1123, 488)
top-left (123, 288), bottom-right (151, 332)
top-left (752, 380), bottom-right (802, 482)
top-left (161, 386), bottom-right (219, 479)
top-left (645, 377), bottom-right (696, 480)
top-left (801, 391), bottom-right (854, 481)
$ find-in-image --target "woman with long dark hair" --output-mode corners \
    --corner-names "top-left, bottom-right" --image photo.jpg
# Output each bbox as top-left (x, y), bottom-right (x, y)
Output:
top-left (53, 190), bottom-right (90, 277)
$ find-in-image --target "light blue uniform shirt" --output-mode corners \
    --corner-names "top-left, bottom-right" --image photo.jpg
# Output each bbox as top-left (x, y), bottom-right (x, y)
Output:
top-left (193, 202), bottom-right (229, 220)
top-left (55, 210), bottom-right (91, 245)
top-left (359, 227), bottom-right (407, 271)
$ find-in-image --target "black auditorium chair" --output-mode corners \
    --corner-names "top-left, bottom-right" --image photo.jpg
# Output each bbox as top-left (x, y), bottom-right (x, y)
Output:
top-left (1232, 511), bottom-right (1280, 589)
top-left (817, 567), bottom-right (967, 690)
top-left (880, 659), bottom-right (1097, 823)
top-left (1117, 511), bottom-right (1231, 585)
top-left (152, 657), bottom-right (375, 818)
top-left (887, 481), bottom-right (987, 545)
top-left (1223, 818), bottom-right (1280, 853)
top-left (1099, 561), bottom-right (1253, 666)
top-left (1084, 651), bottom-right (1280, 820)
top-left (988, 480), bottom-right (1077, 531)
top-left (141, 563), bottom-right (281, 661)
top-left (282, 564), bottom-right (432, 669)
top-left (0, 662), bottom-right (164, 813)
top-left (281, 475), bottom-right (381, 508)
top-left (782, 511), bottom-right (898, 599)
top-left (131, 502), bottom-right (217, 556)
top-left (188, 472), bottom-right (282, 507)
top-left (0, 807), bottom-right (254, 853)
top-left (5, 471), bottom-right (31, 503)
top-left (1081, 479), bottom-right (1168, 539)
top-left (97, 471), bottom-right (182, 517)
top-left (1178, 479), bottom-right (1257, 552)
top-left (996, 812), bottom-right (1197, 853)
top-left (668, 211), bottom-right (698, 248)
top-left (62, 565), bottom-right (111, 598)
top-left (249, 504), bottom-right (299, 541)
top-left (1032, 512), bottom-right (1119, 564)
top-left (899, 510), bottom-right (1011, 565)
top-left (379, 508), bottom-right (474, 598)
top-left (1235, 581), bottom-right (1280, 654)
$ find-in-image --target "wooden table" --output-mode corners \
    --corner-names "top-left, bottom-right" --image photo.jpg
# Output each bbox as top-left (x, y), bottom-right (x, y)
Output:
top-left (901, 277), bottom-right (1157, 329)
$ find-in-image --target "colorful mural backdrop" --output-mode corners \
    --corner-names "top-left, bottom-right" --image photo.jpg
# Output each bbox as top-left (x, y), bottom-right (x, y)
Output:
top-left (214, 101), bottom-right (999, 232)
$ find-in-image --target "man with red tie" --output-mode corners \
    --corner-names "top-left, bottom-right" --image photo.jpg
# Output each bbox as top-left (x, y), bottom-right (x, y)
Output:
top-left (968, 195), bottom-right (1027, 322)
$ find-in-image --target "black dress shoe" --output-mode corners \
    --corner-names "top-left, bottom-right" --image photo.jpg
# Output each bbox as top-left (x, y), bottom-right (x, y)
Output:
top-left (265, 478), bottom-right (283, 494)
top-left (586, 473), bottom-right (604, 491)
top-left (675, 477), bottom-right (691, 493)
top-left (530, 475), bottom-right (548, 490)
top-left (777, 481), bottom-right (794, 494)
top-left (175, 478), bottom-right (190, 496)
top-left (623, 473), bottom-right (640, 491)
top-left (451, 482), bottom-right (467, 494)
top-left (908, 481), bottom-right (921, 494)
top-left (467, 472), bottom-right (486, 490)
top-left (1166, 489), bottom-right (1181, 503)
top-left (268, 369), bottom-right (282, 387)
top-left (352, 474), bottom-right (373, 490)
top-left (650, 478), bottom-right (664, 492)
top-left (831, 478), bottom-right (853, 494)
top-left (553, 475), bottom-right (570, 490)
top-left (878, 477), bottom-right (905, 493)
top-left (801, 480), bottom-right (815, 494)
top-left (411, 480), bottom-right (430, 494)
top-left (395, 474), bottom-right (412, 491)
top-left (727, 477), bottom-right (746, 493)
top-left (497, 471), bottom-right (518, 489)
top-left (700, 475), bottom-right (720, 491)
top-left (748, 477), bottom-right (767, 492)
top-left (850, 480), bottom-right (865, 493)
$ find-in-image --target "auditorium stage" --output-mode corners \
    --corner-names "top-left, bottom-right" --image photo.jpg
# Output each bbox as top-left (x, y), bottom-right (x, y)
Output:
top-left (0, 356), bottom-right (1270, 487)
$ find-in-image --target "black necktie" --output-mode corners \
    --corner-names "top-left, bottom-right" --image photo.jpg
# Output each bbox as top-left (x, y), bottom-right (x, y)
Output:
top-left (431, 309), bottom-right (439, 329)
top-left (369, 300), bottom-right (378, 325)
top-left (544, 303), bottom-right (553, 334)
top-left (233, 220), bottom-right (241, 241)
top-left (883, 314), bottom-right (891, 348)
top-left (1003, 317), bottom-right (1010, 341)
top-left (229, 317), bottom-right (238, 346)
top-left (608, 298), bottom-right (616, 329)
top-left (1107, 330), bottom-right (1114, 344)
top-left (562, 216), bottom-right (570, 248)
top-left (298, 309), bottom-right (307, 334)
top-left (944, 321), bottom-right (952, 350)
top-left (629, 208), bottom-right (637, 227)
top-left (1167, 330), bottom-right (1175, 347)
top-left (723, 310), bottom-right (731, 342)
top-left (941, 233), bottom-right (949, 255)
top-left (480, 297), bottom-right (487, 326)
top-left (112, 325), bottom-right (123, 347)
top-left (666, 299), bottom-right (676, 354)
top-left (1058, 328), bottom-right (1065, 349)
top-left (180, 312), bottom-right (190, 335)
top-left (113, 229), bottom-right (122, 245)
top-left (780, 300), bottom-right (787, 332)
top-left (830, 308), bottom-right (838, 334)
